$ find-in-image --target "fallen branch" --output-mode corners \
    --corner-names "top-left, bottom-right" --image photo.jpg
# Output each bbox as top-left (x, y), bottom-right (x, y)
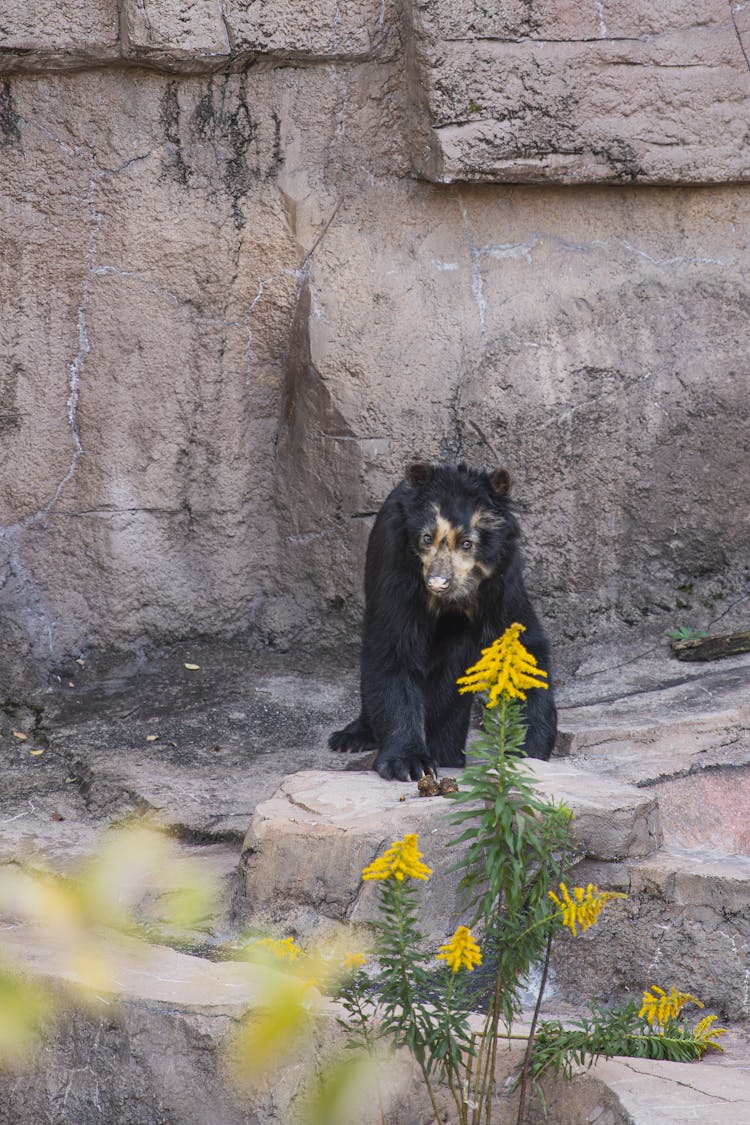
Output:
top-left (671, 630), bottom-right (750, 663)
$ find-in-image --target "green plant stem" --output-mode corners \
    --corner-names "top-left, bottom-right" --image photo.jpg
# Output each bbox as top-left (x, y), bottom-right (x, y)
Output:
top-left (484, 944), bottom-right (505, 1125)
top-left (516, 929), bottom-right (553, 1125)
top-left (464, 1031), bottom-right (479, 1125)
top-left (448, 1071), bottom-right (467, 1125)
top-left (443, 974), bottom-right (468, 1125)
top-left (485, 700), bottom-right (509, 1125)
top-left (419, 1060), bottom-right (445, 1125)
top-left (470, 1007), bottom-right (492, 1125)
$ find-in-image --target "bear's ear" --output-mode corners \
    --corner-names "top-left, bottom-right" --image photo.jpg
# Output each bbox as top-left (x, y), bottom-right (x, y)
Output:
top-left (405, 462), bottom-right (434, 487)
top-left (488, 468), bottom-right (512, 496)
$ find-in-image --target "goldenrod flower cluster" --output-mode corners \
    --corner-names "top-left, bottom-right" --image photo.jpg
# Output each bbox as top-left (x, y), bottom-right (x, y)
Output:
top-left (638, 985), bottom-right (703, 1027)
top-left (343, 951), bottom-right (367, 971)
top-left (361, 834), bottom-right (432, 882)
top-left (693, 1014), bottom-right (728, 1051)
top-left (638, 986), bottom-right (727, 1051)
top-left (436, 926), bottom-right (482, 973)
top-left (548, 883), bottom-right (627, 936)
top-left (456, 622), bottom-right (548, 706)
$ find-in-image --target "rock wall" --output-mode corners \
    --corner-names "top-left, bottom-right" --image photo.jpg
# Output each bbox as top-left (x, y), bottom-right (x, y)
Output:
top-left (1, 2), bottom-right (749, 695)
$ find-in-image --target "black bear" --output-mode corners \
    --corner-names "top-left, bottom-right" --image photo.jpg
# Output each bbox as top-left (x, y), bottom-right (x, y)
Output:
top-left (329, 462), bottom-right (557, 781)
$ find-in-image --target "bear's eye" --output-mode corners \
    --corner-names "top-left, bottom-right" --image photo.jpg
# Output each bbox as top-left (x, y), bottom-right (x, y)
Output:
top-left (421, 532), bottom-right (433, 547)
top-left (460, 539), bottom-right (473, 552)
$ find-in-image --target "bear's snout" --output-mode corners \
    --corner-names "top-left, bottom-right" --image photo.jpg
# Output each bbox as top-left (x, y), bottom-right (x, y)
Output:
top-left (427, 573), bottom-right (452, 593)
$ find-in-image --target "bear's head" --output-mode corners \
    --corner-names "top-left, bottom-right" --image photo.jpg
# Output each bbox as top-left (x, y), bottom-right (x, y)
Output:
top-left (403, 462), bottom-right (518, 610)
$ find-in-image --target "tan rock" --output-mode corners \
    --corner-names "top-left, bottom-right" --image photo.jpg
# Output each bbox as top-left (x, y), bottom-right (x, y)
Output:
top-left (0, 1), bottom-right (120, 66)
top-left (121, 0), bottom-right (231, 63)
top-left (240, 764), bottom-right (660, 936)
top-left (224, 0), bottom-right (398, 60)
top-left (403, 0), bottom-right (750, 183)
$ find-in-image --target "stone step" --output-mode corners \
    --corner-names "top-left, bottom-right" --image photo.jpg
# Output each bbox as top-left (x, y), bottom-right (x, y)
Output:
top-left (239, 763), bottom-right (662, 941)
top-left (2, 919), bottom-right (749, 1125)
top-left (3, 923), bottom-right (749, 1125)
top-left (552, 845), bottom-right (750, 1022)
top-left (558, 652), bottom-right (750, 787)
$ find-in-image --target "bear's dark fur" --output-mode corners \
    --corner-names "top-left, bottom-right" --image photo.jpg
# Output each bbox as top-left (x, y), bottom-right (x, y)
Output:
top-left (329, 462), bottom-right (557, 781)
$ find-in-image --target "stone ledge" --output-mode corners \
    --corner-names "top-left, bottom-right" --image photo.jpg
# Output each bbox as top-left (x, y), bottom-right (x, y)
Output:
top-left (0, 0), bottom-right (398, 74)
top-left (632, 845), bottom-right (750, 912)
top-left (552, 845), bottom-right (750, 1019)
top-left (402, 0), bottom-right (750, 184)
top-left (3, 922), bottom-right (750, 1123)
top-left (239, 764), bottom-right (661, 937)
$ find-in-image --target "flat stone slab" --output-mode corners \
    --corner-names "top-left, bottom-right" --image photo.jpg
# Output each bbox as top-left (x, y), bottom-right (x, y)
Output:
top-left (240, 763), bottom-right (661, 937)
top-left (560, 656), bottom-right (750, 785)
top-left (650, 766), bottom-right (750, 854)
top-left (582, 1051), bottom-right (750, 1125)
top-left (632, 845), bottom-right (750, 913)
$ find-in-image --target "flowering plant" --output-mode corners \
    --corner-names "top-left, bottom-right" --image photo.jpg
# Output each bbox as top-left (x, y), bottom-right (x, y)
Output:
top-left (337, 624), bottom-right (725, 1123)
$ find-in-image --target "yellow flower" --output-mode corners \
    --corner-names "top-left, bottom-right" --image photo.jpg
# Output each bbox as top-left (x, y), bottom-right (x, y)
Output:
top-left (693, 1013), bottom-right (727, 1051)
top-left (250, 936), bottom-right (302, 962)
top-left (361, 834), bottom-right (432, 882)
top-left (343, 951), bottom-right (367, 971)
top-left (548, 883), bottom-right (627, 936)
top-left (638, 985), bottom-right (703, 1028)
top-left (456, 623), bottom-right (548, 707)
top-left (436, 925), bottom-right (482, 973)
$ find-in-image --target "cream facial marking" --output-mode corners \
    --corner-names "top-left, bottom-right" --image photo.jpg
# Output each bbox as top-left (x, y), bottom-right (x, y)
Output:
top-left (419, 507), bottom-right (482, 600)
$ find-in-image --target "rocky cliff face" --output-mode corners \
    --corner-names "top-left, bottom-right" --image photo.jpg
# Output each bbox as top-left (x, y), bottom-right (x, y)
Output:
top-left (1, 2), bottom-right (749, 695)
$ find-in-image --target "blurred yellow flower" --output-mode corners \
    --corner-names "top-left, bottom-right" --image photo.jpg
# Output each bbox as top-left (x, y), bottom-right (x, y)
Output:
top-left (343, 951), bottom-right (367, 971)
top-left (456, 623), bottom-right (548, 706)
top-left (361, 834), bottom-right (432, 882)
top-left (249, 936), bottom-right (302, 963)
top-left (436, 926), bottom-right (482, 973)
top-left (549, 883), bottom-right (627, 936)
top-left (638, 985), bottom-right (703, 1028)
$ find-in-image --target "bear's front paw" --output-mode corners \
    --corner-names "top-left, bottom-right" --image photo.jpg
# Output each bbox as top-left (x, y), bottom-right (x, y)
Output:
top-left (374, 747), bottom-right (435, 782)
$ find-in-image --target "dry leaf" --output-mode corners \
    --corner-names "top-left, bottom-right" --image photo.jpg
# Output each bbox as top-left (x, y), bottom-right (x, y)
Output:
top-left (145, 734), bottom-right (159, 742)
top-left (29, 748), bottom-right (45, 756)
top-left (183, 663), bottom-right (200, 671)
top-left (12, 730), bottom-right (28, 741)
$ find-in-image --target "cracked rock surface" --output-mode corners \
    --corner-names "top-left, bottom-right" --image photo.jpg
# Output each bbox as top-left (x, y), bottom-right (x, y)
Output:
top-left (1, 640), bottom-right (750, 1122)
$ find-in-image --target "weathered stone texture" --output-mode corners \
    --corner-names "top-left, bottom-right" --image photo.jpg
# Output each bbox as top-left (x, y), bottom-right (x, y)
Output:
top-left (224, 0), bottom-right (398, 60)
top-left (0, 58), bottom-right (407, 690)
top-left (240, 766), bottom-right (659, 938)
top-left (0, 1), bottom-right (749, 693)
top-left (403, 0), bottom-right (750, 183)
top-left (553, 847), bottom-right (750, 1021)
top-left (0, 1), bottom-right (120, 59)
top-left (121, 0), bottom-right (232, 62)
top-left (0, 1), bottom-right (399, 70)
